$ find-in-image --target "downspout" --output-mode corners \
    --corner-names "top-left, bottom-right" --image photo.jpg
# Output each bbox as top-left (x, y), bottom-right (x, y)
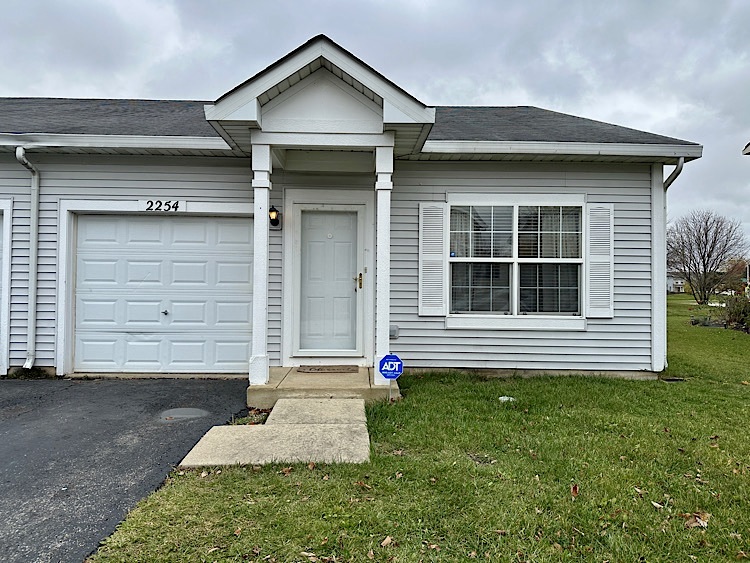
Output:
top-left (15, 147), bottom-right (40, 369)
top-left (663, 156), bottom-right (684, 190)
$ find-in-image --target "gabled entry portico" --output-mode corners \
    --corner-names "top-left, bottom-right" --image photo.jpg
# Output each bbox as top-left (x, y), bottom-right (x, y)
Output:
top-left (202, 35), bottom-right (435, 387)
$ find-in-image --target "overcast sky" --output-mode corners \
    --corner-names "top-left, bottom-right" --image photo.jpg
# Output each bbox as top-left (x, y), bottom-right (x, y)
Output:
top-left (1, 0), bottom-right (748, 234)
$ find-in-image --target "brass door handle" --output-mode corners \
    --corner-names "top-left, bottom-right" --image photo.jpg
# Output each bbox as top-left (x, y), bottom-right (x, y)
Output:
top-left (358, 272), bottom-right (363, 289)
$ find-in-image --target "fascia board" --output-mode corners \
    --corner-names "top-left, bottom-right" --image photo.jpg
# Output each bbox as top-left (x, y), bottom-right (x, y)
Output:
top-left (422, 140), bottom-right (703, 159)
top-left (208, 47), bottom-right (326, 121)
top-left (0, 133), bottom-right (231, 150)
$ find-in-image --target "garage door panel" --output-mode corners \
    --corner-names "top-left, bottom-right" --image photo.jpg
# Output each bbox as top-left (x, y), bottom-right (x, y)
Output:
top-left (75, 215), bottom-right (253, 372)
top-left (78, 259), bottom-right (119, 285)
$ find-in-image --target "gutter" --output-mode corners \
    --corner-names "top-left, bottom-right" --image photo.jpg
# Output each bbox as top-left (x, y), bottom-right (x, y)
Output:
top-left (663, 156), bottom-right (684, 190)
top-left (14, 147), bottom-right (40, 369)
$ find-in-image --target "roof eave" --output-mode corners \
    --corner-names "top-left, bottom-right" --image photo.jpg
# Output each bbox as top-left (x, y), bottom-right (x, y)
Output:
top-left (421, 140), bottom-right (703, 162)
top-left (0, 132), bottom-right (232, 151)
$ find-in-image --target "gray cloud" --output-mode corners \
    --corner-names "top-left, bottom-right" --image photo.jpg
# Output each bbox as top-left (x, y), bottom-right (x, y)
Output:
top-left (1, 0), bottom-right (749, 238)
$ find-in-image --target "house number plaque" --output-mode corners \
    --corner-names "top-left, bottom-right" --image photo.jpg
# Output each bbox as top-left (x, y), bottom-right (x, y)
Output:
top-left (138, 200), bottom-right (186, 212)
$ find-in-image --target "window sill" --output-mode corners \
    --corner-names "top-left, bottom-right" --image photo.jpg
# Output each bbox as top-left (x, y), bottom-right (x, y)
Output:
top-left (445, 315), bottom-right (586, 331)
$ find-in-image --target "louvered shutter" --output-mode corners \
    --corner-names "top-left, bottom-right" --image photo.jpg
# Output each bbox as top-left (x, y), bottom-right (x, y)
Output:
top-left (418, 202), bottom-right (448, 316)
top-left (586, 203), bottom-right (614, 318)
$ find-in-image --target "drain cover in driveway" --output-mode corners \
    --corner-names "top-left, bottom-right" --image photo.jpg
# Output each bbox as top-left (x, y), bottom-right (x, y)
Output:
top-left (159, 408), bottom-right (210, 422)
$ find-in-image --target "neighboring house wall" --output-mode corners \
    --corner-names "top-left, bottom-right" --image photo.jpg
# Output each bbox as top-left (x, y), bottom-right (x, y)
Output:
top-left (389, 161), bottom-right (654, 371)
top-left (0, 154), bottom-right (252, 369)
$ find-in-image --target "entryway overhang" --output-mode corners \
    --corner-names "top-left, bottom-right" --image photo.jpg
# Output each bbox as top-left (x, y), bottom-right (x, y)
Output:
top-left (203, 36), bottom-right (434, 387)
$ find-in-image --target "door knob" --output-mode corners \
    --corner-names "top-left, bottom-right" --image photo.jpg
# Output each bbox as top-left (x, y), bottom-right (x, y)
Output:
top-left (162, 310), bottom-right (169, 316)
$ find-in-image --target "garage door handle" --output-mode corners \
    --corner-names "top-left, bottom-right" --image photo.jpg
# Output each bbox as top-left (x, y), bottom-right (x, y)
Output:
top-left (162, 310), bottom-right (169, 316)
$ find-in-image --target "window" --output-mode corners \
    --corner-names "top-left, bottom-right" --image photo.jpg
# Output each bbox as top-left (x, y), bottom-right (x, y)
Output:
top-left (449, 204), bottom-right (583, 316)
top-left (417, 197), bottom-right (613, 328)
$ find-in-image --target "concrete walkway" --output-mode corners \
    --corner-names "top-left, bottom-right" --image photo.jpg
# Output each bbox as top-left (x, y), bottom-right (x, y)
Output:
top-left (180, 398), bottom-right (370, 466)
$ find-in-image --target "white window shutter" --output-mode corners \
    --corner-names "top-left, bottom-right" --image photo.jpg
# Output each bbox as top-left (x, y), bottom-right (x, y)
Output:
top-left (418, 202), bottom-right (448, 316)
top-left (586, 203), bottom-right (614, 318)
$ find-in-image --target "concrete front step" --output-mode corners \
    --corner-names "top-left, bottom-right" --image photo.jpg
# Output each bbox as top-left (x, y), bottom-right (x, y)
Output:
top-left (179, 398), bottom-right (371, 467)
top-left (246, 367), bottom-right (400, 408)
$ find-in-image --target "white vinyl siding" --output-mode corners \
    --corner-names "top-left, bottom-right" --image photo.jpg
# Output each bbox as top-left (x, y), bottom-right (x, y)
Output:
top-left (392, 161), bottom-right (654, 371)
top-left (0, 154), bottom-right (253, 370)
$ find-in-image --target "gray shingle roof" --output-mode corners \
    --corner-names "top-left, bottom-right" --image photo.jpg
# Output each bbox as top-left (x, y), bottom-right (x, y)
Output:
top-left (0, 98), bottom-right (219, 137)
top-left (0, 98), bottom-right (698, 146)
top-left (428, 106), bottom-right (698, 145)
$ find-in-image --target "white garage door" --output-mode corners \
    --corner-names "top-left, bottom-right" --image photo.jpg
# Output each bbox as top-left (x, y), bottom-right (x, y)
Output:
top-left (74, 215), bottom-right (253, 372)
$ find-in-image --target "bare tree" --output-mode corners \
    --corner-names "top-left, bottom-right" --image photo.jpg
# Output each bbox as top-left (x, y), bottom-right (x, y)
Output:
top-left (667, 210), bottom-right (749, 305)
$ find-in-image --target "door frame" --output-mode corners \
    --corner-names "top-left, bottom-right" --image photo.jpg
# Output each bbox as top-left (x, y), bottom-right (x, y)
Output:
top-left (282, 188), bottom-right (374, 366)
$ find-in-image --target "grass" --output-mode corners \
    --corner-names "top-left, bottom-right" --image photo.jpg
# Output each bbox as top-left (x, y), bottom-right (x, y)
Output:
top-left (91, 294), bottom-right (750, 562)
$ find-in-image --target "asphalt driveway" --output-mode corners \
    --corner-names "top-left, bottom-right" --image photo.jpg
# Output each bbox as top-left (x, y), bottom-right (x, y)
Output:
top-left (0, 378), bottom-right (248, 563)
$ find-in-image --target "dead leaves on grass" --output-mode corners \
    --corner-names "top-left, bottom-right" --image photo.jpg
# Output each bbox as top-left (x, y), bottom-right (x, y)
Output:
top-left (682, 512), bottom-right (711, 529)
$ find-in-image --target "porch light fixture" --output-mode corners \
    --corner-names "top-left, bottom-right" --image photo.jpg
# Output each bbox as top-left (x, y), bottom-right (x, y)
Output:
top-left (269, 205), bottom-right (281, 229)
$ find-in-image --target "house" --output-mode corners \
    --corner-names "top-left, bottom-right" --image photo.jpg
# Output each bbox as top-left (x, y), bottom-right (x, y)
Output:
top-left (667, 272), bottom-right (685, 293)
top-left (744, 142), bottom-right (749, 155)
top-left (0, 35), bottom-right (702, 386)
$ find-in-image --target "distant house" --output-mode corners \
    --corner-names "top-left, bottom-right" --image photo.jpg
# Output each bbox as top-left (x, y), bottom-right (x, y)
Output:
top-left (744, 142), bottom-right (749, 155)
top-left (667, 273), bottom-right (685, 293)
top-left (0, 35), bottom-right (703, 383)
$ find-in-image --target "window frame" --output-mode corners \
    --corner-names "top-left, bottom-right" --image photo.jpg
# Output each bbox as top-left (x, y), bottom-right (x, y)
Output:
top-left (445, 194), bottom-right (587, 331)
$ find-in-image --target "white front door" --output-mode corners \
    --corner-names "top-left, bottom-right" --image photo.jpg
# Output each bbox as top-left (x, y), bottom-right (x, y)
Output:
top-left (292, 202), bottom-right (368, 358)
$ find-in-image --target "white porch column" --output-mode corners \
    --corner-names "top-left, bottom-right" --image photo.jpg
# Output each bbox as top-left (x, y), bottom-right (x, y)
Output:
top-left (374, 146), bottom-right (393, 386)
top-left (249, 144), bottom-right (271, 384)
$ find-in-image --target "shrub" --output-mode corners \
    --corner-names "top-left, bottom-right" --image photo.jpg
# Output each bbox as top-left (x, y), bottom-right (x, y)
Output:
top-left (720, 295), bottom-right (750, 325)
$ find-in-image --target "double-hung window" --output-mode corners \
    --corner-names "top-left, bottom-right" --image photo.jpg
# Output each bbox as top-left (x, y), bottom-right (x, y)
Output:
top-left (418, 195), bottom-right (614, 330)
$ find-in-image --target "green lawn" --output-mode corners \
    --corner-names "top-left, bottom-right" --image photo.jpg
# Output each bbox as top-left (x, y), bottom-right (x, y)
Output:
top-left (92, 294), bottom-right (750, 562)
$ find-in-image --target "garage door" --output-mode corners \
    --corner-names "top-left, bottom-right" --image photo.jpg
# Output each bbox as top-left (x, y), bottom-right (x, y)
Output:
top-left (74, 215), bottom-right (253, 372)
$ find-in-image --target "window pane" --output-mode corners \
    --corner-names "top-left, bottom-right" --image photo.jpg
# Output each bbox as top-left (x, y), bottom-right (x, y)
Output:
top-left (451, 263), bottom-right (470, 286)
top-left (492, 232), bottom-right (512, 257)
top-left (471, 263), bottom-right (492, 286)
top-left (560, 264), bottom-right (579, 286)
top-left (492, 288), bottom-right (510, 313)
top-left (519, 206), bottom-right (538, 232)
top-left (519, 263), bottom-right (537, 285)
top-left (540, 232), bottom-right (560, 258)
top-left (491, 263), bottom-right (510, 286)
top-left (559, 289), bottom-right (579, 312)
top-left (450, 232), bottom-right (470, 257)
top-left (518, 233), bottom-right (538, 258)
top-left (472, 232), bottom-right (492, 257)
top-left (471, 287), bottom-right (491, 311)
top-left (519, 288), bottom-right (537, 312)
top-left (561, 207), bottom-right (581, 232)
top-left (493, 207), bottom-right (513, 231)
top-left (472, 206), bottom-right (492, 232)
top-left (450, 206), bottom-right (471, 231)
top-left (540, 206), bottom-right (560, 231)
top-left (451, 286), bottom-right (469, 313)
top-left (539, 288), bottom-right (559, 312)
top-left (561, 233), bottom-right (581, 258)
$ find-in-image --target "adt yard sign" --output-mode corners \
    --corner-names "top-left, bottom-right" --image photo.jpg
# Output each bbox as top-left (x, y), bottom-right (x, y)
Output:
top-left (379, 354), bottom-right (403, 379)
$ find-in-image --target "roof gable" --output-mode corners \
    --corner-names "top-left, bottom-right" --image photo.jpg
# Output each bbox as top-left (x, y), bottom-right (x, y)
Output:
top-left (261, 68), bottom-right (383, 134)
top-left (204, 35), bottom-right (435, 134)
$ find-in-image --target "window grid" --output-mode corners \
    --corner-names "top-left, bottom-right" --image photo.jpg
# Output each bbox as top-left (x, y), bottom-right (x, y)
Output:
top-left (449, 204), bottom-right (583, 316)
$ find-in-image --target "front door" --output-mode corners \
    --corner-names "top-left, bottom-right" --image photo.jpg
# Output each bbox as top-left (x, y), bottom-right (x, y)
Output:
top-left (292, 204), bottom-right (366, 357)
